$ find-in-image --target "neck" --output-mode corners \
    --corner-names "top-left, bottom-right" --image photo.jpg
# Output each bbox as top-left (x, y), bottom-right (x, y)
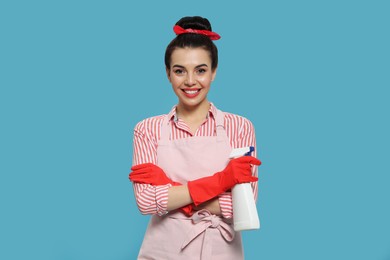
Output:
top-left (176, 101), bottom-right (210, 122)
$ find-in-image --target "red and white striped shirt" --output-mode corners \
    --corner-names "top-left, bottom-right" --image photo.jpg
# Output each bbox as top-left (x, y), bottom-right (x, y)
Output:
top-left (132, 103), bottom-right (258, 218)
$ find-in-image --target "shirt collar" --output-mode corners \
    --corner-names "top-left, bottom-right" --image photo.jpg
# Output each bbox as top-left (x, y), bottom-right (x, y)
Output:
top-left (167, 102), bottom-right (217, 122)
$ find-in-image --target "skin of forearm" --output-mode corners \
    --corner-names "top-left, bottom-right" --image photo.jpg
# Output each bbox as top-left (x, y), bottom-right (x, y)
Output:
top-left (193, 199), bottom-right (221, 215)
top-left (166, 185), bottom-right (193, 211)
top-left (166, 185), bottom-right (222, 215)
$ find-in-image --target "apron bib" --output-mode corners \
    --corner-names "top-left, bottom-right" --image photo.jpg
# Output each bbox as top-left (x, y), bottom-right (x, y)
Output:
top-left (138, 109), bottom-right (244, 260)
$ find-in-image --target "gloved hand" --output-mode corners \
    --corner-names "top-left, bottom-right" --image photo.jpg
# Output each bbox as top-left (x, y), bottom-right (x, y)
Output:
top-left (129, 163), bottom-right (194, 216)
top-left (187, 156), bottom-right (261, 206)
top-left (130, 163), bottom-right (180, 185)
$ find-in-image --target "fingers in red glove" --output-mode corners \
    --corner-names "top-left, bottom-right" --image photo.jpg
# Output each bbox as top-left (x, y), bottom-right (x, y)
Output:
top-left (129, 163), bottom-right (194, 215)
top-left (180, 204), bottom-right (194, 216)
top-left (129, 163), bottom-right (173, 185)
top-left (231, 156), bottom-right (261, 167)
top-left (131, 163), bottom-right (155, 171)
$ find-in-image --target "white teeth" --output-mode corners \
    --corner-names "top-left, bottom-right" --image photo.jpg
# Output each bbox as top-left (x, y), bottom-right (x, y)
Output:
top-left (184, 90), bottom-right (199, 94)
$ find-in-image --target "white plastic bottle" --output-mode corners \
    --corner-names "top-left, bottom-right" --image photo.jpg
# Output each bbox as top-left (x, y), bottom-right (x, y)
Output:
top-left (230, 147), bottom-right (260, 231)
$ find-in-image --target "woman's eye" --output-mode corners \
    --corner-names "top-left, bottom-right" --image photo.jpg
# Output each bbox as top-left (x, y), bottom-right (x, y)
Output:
top-left (197, 68), bottom-right (206, 74)
top-left (174, 69), bottom-right (184, 75)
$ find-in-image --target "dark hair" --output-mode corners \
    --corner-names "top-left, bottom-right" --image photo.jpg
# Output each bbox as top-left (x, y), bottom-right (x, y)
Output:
top-left (164, 16), bottom-right (219, 71)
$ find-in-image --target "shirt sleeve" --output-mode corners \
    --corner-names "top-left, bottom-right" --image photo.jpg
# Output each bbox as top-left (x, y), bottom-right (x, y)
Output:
top-left (218, 117), bottom-right (258, 219)
top-left (218, 192), bottom-right (233, 218)
top-left (132, 119), bottom-right (170, 216)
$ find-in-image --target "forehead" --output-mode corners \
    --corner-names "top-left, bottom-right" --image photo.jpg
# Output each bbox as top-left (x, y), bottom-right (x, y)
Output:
top-left (170, 47), bottom-right (212, 67)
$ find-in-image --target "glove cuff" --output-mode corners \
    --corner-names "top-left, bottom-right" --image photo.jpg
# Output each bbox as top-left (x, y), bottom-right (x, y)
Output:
top-left (187, 175), bottom-right (224, 206)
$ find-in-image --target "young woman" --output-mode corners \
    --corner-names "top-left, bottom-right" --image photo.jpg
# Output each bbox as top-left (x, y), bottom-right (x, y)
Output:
top-left (129, 16), bottom-right (261, 259)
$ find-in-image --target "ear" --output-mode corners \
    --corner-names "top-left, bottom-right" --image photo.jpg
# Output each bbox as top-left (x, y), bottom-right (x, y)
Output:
top-left (166, 67), bottom-right (171, 82)
top-left (211, 67), bottom-right (217, 81)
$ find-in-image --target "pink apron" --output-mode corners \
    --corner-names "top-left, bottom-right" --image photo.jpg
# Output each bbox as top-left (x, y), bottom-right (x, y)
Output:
top-left (138, 109), bottom-right (244, 260)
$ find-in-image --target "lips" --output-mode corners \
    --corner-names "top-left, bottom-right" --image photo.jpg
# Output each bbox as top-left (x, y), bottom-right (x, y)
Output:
top-left (182, 88), bottom-right (201, 98)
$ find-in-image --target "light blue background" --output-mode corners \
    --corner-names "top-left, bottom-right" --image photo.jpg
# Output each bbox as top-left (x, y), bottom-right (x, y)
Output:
top-left (1, 0), bottom-right (389, 259)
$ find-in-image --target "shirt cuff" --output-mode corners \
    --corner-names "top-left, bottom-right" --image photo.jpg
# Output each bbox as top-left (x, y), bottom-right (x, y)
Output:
top-left (155, 184), bottom-right (172, 216)
top-left (218, 192), bottom-right (233, 219)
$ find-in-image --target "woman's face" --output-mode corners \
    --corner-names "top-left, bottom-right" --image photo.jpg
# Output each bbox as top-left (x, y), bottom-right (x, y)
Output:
top-left (167, 47), bottom-right (216, 110)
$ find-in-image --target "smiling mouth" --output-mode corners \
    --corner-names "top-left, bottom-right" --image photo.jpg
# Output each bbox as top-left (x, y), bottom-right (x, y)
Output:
top-left (182, 89), bottom-right (201, 98)
top-left (183, 89), bottom-right (200, 94)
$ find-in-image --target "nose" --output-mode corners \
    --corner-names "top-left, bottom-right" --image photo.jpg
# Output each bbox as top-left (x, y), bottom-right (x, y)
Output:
top-left (185, 73), bottom-right (196, 86)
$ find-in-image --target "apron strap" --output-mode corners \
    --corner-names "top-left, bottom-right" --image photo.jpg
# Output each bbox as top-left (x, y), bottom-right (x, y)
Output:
top-left (160, 115), bottom-right (170, 142)
top-left (215, 109), bottom-right (229, 142)
top-left (180, 210), bottom-right (235, 260)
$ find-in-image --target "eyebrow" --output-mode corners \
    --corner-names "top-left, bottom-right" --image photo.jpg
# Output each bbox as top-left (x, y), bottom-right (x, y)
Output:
top-left (172, 64), bottom-right (209, 69)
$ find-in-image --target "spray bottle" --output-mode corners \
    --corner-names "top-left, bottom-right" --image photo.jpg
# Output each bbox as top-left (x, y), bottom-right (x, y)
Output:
top-left (229, 146), bottom-right (260, 231)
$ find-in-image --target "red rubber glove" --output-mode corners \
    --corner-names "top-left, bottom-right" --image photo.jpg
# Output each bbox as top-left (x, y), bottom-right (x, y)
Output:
top-left (130, 163), bottom-right (180, 185)
top-left (129, 163), bottom-right (193, 216)
top-left (187, 156), bottom-right (261, 206)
